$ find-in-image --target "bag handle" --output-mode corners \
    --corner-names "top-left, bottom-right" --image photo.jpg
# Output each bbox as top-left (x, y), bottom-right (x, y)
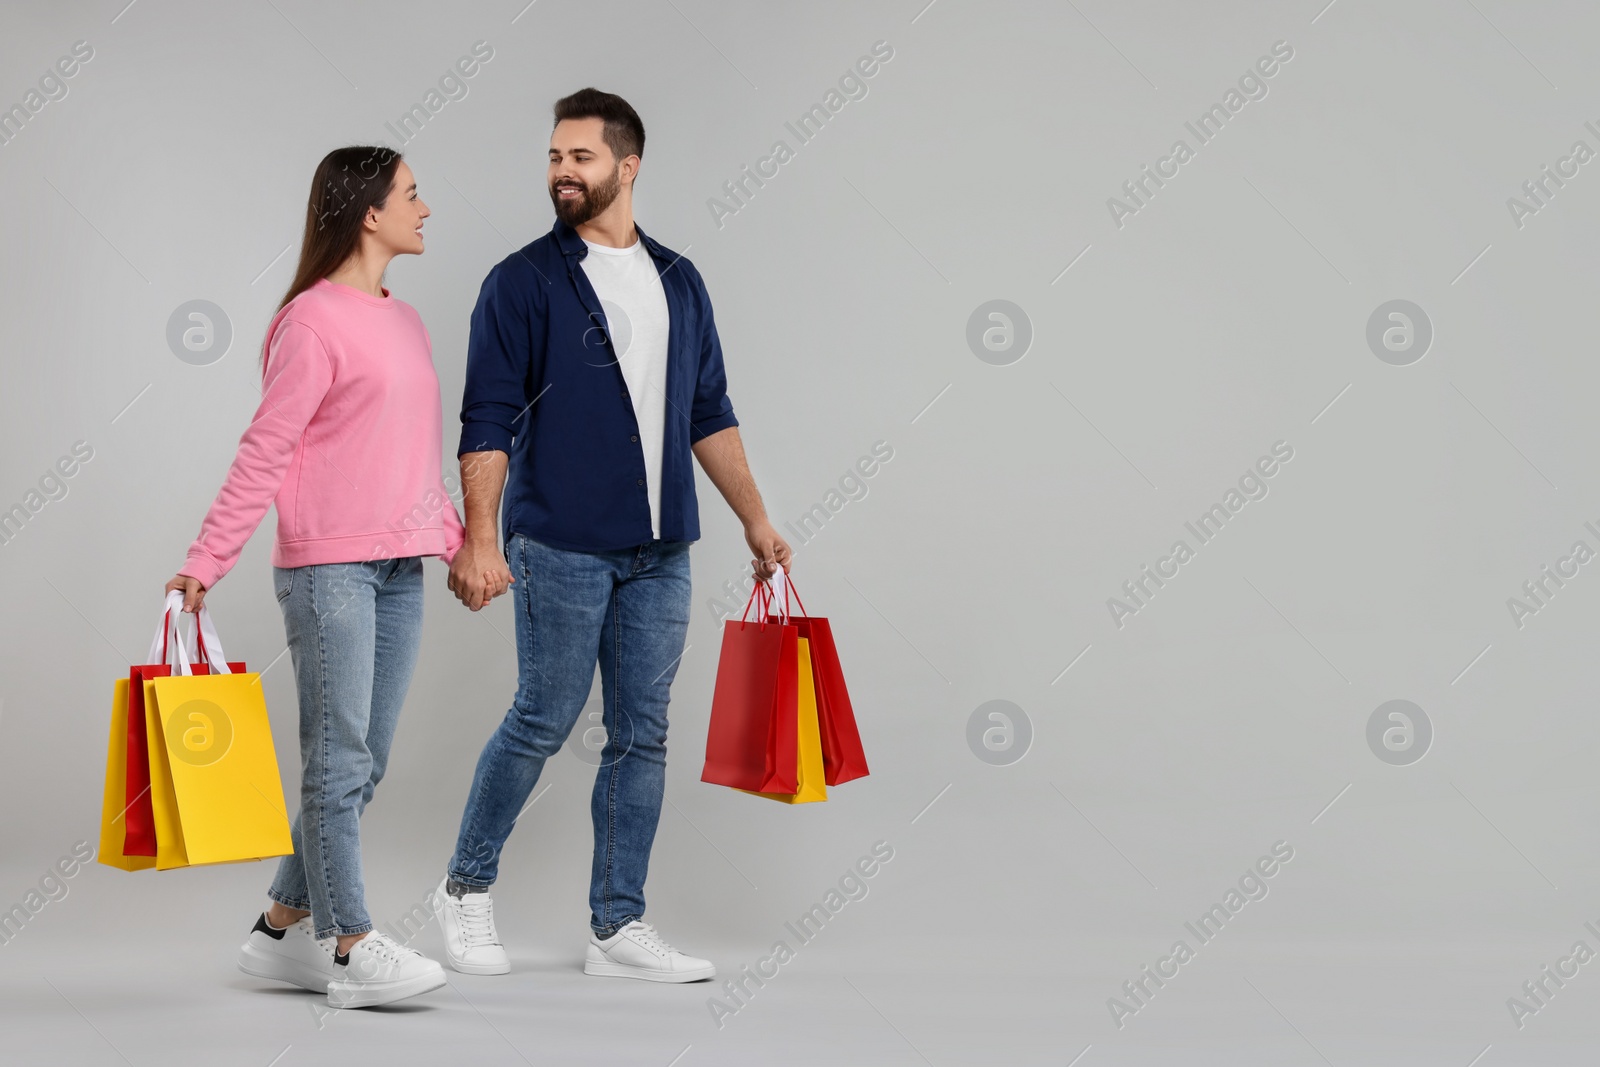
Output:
top-left (766, 567), bottom-right (790, 623)
top-left (733, 568), bottom-right (806, 629)
top-left (764, 568), bottom-right (806, 621)
top-left (147, 591), bottom-right (196, 668)
top-left (737, 578), bottom-right (775, 630)
top-left (149, 590), bottom-right (233, 675)
top-left (192, 599), bottom-right (230, 672)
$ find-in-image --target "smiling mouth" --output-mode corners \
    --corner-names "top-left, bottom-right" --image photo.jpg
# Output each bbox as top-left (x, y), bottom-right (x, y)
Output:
top-left (556, 185), bottom-right (583, 198)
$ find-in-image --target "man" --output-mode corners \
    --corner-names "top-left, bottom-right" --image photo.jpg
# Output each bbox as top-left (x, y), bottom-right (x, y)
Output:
top-left (435, 88), bottom-right (791, 983)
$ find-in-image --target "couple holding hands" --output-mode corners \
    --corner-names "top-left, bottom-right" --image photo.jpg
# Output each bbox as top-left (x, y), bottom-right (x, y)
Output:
top-left (165, 87), bottom-right (790, 1009)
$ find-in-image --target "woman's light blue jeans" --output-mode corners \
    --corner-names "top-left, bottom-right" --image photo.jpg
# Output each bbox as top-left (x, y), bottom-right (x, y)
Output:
top-left (447, 533), bottom-right (692, 939)
top-left (265, 556), bottom-right (424, 940)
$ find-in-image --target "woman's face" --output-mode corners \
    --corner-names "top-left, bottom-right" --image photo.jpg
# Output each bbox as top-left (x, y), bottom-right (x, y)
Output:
top-left (369, 160), bottom-right (429, 256)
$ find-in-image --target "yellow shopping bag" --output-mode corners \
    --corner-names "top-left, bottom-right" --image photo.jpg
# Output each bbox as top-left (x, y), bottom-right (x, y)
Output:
top-left (98, 677), bottom-right (156, 872)
top-left (737, 636), bottom-right (828, 805)
top-left (144, 672), bottom-right (293, 868)
top-left (100, 592), bottom-right (293, 871)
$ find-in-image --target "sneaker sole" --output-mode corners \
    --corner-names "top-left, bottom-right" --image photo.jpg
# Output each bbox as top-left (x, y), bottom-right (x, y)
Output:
top-left (237, 942), bottom-right (333, 994)
top-left (326, 969), bottom-right (448, 1009)
top-left (583, 959), bottom-right (716, 983)
top-left (444, 953), bottom-right (511, 976)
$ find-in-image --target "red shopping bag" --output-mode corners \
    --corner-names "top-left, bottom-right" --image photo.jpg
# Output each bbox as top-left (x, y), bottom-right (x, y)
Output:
top-left (701, 582), bottom-right (800, 793)
top-left (123, 594), bottom-right (245, 857)
top-left (763, 572), bottom-right (869, 786)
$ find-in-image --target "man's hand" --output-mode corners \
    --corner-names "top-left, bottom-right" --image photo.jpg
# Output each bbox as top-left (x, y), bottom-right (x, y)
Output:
top-left (450, 450), bottom-right (513, 611)
top-left (448, 540), bottom-right (514, 611)
top-left (745, 519), bottom-right (792, 582)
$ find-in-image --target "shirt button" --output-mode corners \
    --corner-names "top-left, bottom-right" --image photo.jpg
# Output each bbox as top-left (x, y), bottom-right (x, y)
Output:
top-left (636, 478), bottom-right (644, 486)
top-left (630, 435), bottom-right (638, 442)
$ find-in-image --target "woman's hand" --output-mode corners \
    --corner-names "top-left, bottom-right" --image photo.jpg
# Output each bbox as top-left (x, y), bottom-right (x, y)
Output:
top-left (165, 574), bottom-right (207, 613)
top-left (448, 540), bottom-right (514, 611)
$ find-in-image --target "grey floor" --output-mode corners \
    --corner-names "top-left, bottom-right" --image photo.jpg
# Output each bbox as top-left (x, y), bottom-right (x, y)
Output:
top-left (8, 766), bottom-right (1600, 1066)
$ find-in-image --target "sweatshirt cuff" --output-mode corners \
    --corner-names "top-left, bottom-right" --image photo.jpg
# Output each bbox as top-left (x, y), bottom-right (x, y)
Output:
top-left (441, 520), bottom-right (466, 565)
top-left (178, 553), bottom-right (223, 591)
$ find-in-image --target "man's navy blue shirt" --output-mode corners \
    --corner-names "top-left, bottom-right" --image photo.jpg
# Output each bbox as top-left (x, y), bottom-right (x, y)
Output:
top-left (458, 217), bottom-right (738, 553)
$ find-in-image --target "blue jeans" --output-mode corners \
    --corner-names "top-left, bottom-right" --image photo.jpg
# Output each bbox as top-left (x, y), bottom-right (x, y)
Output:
top-left (448, 533), bottom-right (692, 938)
top-left (266, 556), bottom-right (424, 940)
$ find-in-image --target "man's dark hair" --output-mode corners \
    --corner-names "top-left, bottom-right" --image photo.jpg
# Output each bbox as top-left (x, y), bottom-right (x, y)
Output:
top-left (552, 88), bottom-right (645, 168)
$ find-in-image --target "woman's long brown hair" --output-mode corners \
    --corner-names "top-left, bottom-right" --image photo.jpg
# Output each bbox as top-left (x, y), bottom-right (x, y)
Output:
top-left (263, 145), bottom-right (404, 366)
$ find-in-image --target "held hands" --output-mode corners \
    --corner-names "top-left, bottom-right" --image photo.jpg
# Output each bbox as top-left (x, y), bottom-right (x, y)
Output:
top-left (165, 552), bottom-right (510, 618)
top-left (745, 519), bottom-right (792, 583)
top-left (446, 521), bottom-right (788, 610)
top-left (169, 526), bottom-right (770, 617)
top-left (165, 574), bottom-right (206, 614)
top-left (448, 539), bottom-right (514, 611)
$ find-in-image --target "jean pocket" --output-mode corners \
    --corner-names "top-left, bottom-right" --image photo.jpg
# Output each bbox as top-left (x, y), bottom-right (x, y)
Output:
top-left (273, 569), bottom-right (294, 602)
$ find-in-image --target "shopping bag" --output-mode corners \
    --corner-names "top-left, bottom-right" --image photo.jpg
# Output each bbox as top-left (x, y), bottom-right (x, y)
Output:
top-left (736, 632), bottom-right (827, 804)
top-left (122, 596), bottom-right (243, 857)
top-left (99, 677), bottom-right (157, 872)
top-left (762, 570), bottom-right (869, 786)
top-left (101, 593), bottom-right (199, 870)
top-left (701, 581), bottom-right (800, 794)
top-left (100, 592), bottom-right (293, 870)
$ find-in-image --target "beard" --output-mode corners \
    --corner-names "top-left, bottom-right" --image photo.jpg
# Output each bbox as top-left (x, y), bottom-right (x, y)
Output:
top-left (550, 165), bottom-right (621, 227)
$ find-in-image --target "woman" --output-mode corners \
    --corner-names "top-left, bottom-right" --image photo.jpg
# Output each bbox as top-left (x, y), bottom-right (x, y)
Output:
top-left (167, 146), bottom-right (486, 1009)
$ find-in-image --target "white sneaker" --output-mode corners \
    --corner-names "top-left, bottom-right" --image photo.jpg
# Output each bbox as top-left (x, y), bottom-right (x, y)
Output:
top-left (237, 912), bottom-right (337, 993)
top-left (326, 930), bottom-right (447, 1008)
top-left (584, 920), bottom-right (716, 983)
top-left (435, 876), bottom-right (510, 975)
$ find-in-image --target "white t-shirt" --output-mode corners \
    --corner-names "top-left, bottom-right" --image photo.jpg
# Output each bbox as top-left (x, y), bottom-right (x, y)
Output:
top-left (580, 235), bottom-right (671, 539)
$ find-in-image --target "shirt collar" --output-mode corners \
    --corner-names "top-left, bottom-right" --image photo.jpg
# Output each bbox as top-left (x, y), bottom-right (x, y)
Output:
top-left (553, 216), bottom-right (666, 261)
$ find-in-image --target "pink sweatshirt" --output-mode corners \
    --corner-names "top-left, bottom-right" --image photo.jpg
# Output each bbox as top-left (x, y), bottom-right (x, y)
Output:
top-left (180, 278), bottom-right (466, 590)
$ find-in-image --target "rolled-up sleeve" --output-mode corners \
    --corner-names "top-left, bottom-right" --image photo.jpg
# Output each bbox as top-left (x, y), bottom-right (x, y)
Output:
top-left (459, 262), bottom-right (537, 457)
top-left (688, 270), bottom-right (739, 442)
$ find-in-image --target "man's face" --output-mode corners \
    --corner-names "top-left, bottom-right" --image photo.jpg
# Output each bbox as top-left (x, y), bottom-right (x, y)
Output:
top-left (549, 117), bottom-right (629, 227)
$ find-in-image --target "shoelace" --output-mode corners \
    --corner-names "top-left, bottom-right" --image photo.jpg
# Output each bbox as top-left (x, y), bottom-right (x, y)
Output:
top-left (624, 922), bottom-right (677, 957)
top-left (456, 896), bottom-right (501, 949)
top-left (356, 932), bottom-right (415, 963)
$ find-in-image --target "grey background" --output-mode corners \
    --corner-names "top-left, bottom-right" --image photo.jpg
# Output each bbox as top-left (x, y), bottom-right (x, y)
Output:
top-left (3, 0), bottom-right (1599, 1063)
